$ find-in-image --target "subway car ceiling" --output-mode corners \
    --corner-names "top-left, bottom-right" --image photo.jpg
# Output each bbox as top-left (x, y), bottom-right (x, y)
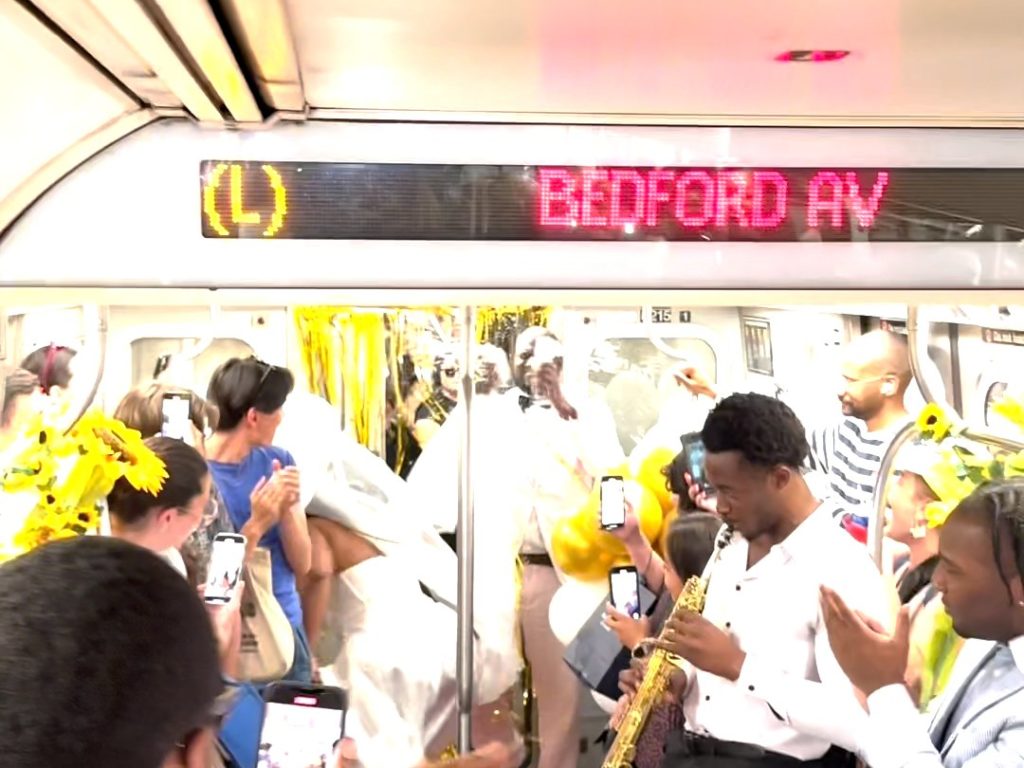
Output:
top-left (4, 0), bottom-right (1024, 247)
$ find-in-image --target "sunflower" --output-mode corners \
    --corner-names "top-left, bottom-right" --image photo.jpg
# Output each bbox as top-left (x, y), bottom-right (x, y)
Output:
top-left (917, 403), bottom-right (958, 442)
top-left (0, 408), bottom-right (167, 563)
top-left (74, 410), bottom-right (167, 496)
top-left (1, 458), bottom-right (56, 494)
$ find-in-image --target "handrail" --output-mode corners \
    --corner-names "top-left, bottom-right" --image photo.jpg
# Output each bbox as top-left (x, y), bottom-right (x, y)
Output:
top-left (867, 421), bottom-right (920, 569)
top-left (906, 306), bottom-right (956, 416)
top-left (960, 427), bottom-right (1024, 454)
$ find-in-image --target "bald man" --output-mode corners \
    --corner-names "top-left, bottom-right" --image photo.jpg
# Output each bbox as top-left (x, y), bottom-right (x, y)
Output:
top-left (677, 330), bottom-right (912, 540)
top-left (806, 330), bottom-right (912, 539)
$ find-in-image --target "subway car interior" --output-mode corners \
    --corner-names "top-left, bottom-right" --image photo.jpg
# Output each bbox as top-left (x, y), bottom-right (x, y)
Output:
top-left (3, 2), bottom-right (1024, 768)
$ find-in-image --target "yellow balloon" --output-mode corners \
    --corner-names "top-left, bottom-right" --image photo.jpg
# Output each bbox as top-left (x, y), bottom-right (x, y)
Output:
top-left (605, 461), bottom-right (632, 481)
top-left (563, 481), bottom-right (665, 575)
top-left (632, 447), bottom-right (678, 513)
top-left (549, 516), bottom-right (593, 578)
top-left (624, 480), bottom-right (664, 544)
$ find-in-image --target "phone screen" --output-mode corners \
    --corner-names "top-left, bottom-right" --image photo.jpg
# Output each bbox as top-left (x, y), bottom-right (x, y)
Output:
top-left (161, 393), bottom-right (193, 445)
top-left (609, 566), bottom-right (641, 620)
top-left (258, 687), bottom-right (346, 768)
top-left (204, 534), bottom-right (246, 604)
top-left (681, 433), bottom-right (711, 494)
top-left (600, 475), bottom-right (626, 529)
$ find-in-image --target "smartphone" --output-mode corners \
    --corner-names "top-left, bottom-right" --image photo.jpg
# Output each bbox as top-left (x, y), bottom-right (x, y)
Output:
top-left (680, 432), bottom-right (712, 495)
top-left (258, 682), bottom-right (348, 768)
top-left (203, 532), bottom-right (247, 605)
top-left (609, 565), bottom-right (641, 620)
top-left (599, 475), bottom-right (626, 530)
top-left (161, 392), bottom-right (193, 445)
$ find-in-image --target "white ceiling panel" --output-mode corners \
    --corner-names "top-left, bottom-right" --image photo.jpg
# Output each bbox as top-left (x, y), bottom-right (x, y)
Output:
top-left (285, 0), bottom-right (1024, 124)
top-left (0, 3), bottom-right (138, 205)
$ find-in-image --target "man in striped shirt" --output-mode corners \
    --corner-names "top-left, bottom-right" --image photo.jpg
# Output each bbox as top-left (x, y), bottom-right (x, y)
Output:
top-left (807, 330), bottom-right (912, 540)
top-left (676, 330), bottom-right (912, 541)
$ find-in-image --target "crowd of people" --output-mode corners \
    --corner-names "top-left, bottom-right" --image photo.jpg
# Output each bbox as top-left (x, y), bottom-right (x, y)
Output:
top-left (0, 326), bottom-right (1022, 768)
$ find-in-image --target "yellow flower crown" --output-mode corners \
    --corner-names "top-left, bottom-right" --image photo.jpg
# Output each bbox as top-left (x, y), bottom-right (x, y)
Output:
top-left (915, 397), bottom-right (1024, 528)
top-left (0, 408), bottom-right (167, 562)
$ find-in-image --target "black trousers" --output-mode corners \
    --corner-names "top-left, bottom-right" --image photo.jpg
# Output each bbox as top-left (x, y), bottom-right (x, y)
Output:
top-left (661, 733), bottom-right (858, 768)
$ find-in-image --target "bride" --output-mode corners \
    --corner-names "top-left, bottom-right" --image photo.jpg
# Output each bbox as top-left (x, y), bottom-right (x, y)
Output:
top-left (274, 368), bottom-right (523, 768)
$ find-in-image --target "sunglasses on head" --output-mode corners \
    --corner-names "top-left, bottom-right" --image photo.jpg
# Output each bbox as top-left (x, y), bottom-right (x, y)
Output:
top-left (245, 356), bottom-right (275, 407)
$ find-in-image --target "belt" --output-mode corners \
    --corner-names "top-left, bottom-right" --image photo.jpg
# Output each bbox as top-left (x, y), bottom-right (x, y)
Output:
top-left (667, 734), bottom-right (850, 767)
top-left (520, 552), bottom-right (553, 567)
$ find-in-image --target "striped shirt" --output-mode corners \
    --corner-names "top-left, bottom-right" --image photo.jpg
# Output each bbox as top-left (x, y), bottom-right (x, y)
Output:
top-left (807, 417), bottom-right (906, 522)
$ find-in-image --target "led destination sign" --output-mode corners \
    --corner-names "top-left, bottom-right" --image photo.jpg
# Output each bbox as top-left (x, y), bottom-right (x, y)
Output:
top-left (200, 161), bottom-right (1024, 242)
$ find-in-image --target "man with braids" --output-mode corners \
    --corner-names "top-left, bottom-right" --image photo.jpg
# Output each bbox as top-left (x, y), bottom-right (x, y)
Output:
top-left (822, 479), bottom-right (1024, 767)
top-left (655, 393), bottom-right (891, 768)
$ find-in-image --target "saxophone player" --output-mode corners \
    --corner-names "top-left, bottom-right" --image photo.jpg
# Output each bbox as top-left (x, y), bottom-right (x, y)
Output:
top-left (655, 393), bottom-right (893, 768)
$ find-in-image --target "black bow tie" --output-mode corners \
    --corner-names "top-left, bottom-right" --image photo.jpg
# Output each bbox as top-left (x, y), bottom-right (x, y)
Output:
top-left (519, 395), bottom-right (552, 412)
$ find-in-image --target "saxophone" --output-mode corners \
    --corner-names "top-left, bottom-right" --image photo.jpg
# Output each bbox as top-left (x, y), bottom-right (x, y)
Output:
top-left (602, 525), bottom-right (732, 768)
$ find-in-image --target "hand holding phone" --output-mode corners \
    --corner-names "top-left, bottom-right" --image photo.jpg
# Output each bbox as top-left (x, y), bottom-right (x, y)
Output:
top-left (600, 475), bottom-right (626, 530)
top-left (161, 392), bottom-right (193, 445)
top-left (609, 565), bottom-right (642, 620)
top-left (204, 533), bottom-right (247, 605)
top-left (680, 432), bottom-right (713, 496)
top-left (259, 682), bottom-right (347, 768)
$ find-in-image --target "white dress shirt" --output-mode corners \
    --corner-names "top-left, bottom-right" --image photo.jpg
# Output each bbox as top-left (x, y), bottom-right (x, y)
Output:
top-left (683, 500), bottom-right (892, 760)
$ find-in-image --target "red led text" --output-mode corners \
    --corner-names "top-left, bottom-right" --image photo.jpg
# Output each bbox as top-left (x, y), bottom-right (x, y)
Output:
top-left (537, 168), bottom-right (890, 232)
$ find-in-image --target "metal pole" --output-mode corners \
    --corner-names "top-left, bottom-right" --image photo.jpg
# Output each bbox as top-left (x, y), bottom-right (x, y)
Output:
top-left (868, 305), bottom-right (955, 571)
top-left (456, 305), bottom-right (476, 754)
top-left (906, 306), bottom-right (955, 416)
top-left (867, 420), bottom-right (919, 570)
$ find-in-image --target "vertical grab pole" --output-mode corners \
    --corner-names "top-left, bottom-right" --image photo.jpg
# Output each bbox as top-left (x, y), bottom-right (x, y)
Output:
top-left (864, 304), bottom-right (947, 571)
top-left (867, 305), bottom-right (955, 570)
top-left (456, 305), bottom-right (477, 754)
top-left (867, 422), bottom-right (919, 570)
top-left (906, 306), bottom-right (955, 413)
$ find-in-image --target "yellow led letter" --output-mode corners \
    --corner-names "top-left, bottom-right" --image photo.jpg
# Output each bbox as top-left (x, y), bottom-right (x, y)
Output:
top-left (230, 164), bottom-right (261, 226)
top-left (262, 165), bottom-right (288, 237)
top-left (202, 163), bottom-right (230, 236)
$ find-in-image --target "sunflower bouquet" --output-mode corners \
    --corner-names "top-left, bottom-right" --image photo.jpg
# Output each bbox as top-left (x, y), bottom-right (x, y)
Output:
top-left (911, 394), bottom-right (1024, 710)
top-left (914, 397), bottom-right (1024, 528)
top-left (0, 407), bottom-right (167, 562)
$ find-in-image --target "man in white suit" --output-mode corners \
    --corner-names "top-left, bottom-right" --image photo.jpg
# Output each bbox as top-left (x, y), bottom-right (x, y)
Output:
top-left (821, 479), bottom-right (1024, 767)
